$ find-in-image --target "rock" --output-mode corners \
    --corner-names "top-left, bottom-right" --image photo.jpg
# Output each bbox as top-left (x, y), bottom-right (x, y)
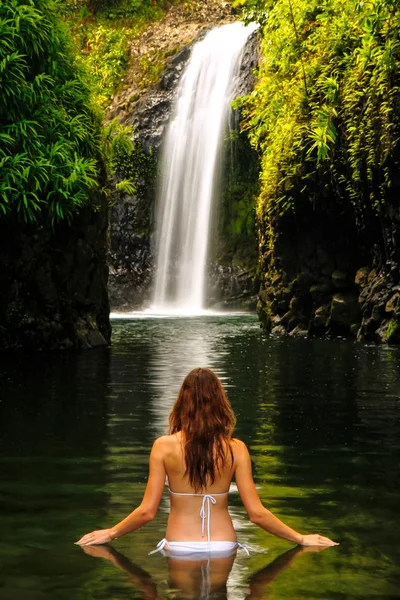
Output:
top-left (364, 317), bottom-right (380, 334)
top-left (369, 274), bottom-right (387, 295)
top-left (207, 264), bottom-right (258, 310)
top-left (257, 301), bottom-right (272, 333)
top-left (309, 282), bottom-right (332, 306)
top-left (389, 263), bottom-right (400, 284)
top-left (313, 304), bottom-right (330, 329)
top-left (271, 324), bottom-right (287, 336)
top-left (294, 271), bottom-right (314, 295)
top-left (329, 293), bottom-right (361, 328)
top-left (355, 267), bottom-right (370, 288)
top-left (270, 285), bottom-right (291, 314)
top-left (350, 323), bottom-right (360, 337)
top-left (371, 303), bottom-right (385, 322)
top-left (374, 320), bottom-right (389, 343)
top-left (385, 293), bottom-right (400, 313)
top-left (288, 315), bottom-right (301, 331)
top-left (289, 296), bottom-right (300, 312)
top-left (108, 178), bottom-right (155, 310)
top-left (310, 282), bottom-right (332, 298)
top-left (0, 206), bottom-right (111, 351)
top-left (386, 318), bottom-right (400, 344)
top-left (281, 310), bottom-right (293, 326)
top-left (332, 270), bottom-right (350, 289)
top-left (289, 326), bottom-right (308, 338)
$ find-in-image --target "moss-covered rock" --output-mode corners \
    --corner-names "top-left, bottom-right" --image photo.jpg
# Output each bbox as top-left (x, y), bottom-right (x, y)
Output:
top-left (386, 318), bottom-right (400, 344)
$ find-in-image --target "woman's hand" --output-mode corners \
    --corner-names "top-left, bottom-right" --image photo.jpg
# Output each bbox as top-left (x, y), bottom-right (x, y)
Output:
top-left (75, 528), bottom-right (113, 546)
top-left (299, 534), bottom-right (339, 547)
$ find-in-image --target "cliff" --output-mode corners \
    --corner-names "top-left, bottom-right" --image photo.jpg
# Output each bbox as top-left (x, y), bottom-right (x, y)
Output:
top-left (0, 0), bottom-right (111, 350)
top-left (0, 209), bottom-right (111, 350)
top-left (240, 0), bottom-right (400, 343)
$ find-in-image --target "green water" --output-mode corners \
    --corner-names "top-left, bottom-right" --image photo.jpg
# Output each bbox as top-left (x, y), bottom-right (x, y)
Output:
top-left (0, 315), bottom-right (399, 599)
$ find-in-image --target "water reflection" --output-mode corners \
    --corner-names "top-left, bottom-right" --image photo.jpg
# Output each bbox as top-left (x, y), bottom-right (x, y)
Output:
top-left (0, 316), bottom-right (399, 599)
top-left (147, 318), bottom-right (218, 435)
top-left (0, 347), bottom-right (113, 598)
top-left (81, 544), bottom-right (329, 600)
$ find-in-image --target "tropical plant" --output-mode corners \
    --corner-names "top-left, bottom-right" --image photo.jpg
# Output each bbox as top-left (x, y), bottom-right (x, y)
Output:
top-left (79, 25), bottom-right (130, 108)
top-left (236, 0), bottom-right (400, 250)
top-left (0, 0), bottom-right (104, 223)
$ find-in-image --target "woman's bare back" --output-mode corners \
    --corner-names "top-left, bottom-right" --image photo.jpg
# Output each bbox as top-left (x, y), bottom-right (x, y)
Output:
top-left (161, 433), bottom-right (238, 542)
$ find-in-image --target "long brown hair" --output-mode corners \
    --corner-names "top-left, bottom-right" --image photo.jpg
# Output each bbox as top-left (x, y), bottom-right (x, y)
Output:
top-left (169, 367), bottom-right (236, 491)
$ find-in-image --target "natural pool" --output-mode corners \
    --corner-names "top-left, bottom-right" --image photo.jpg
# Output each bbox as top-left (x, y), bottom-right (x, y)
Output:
top-left (0, 315), bottom-right (399, 599)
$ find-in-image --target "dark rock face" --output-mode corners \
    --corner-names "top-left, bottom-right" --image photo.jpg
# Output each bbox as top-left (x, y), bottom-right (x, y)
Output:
top-left (257, 186), bottom-right (400, 343)
top-left (207, 264), bottom-right (259, 311)
top-left (108, 185), bottom-right (154, 311)
top-left (235, 29), bottom-right (259, 98)
top-left (122, 45), bottom-right (192, 152)
top-left (0, 207), bottom-right (110, 350)
top-left (109, 29), bottom-right (261, 311)
top-left (108, 46), bottom-right (192, 311)
top-left (356, 265), bottom-right (400, 343)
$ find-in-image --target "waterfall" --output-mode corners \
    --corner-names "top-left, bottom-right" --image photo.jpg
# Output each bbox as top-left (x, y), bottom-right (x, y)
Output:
top-left (151, 21), bottom-right (257, 314)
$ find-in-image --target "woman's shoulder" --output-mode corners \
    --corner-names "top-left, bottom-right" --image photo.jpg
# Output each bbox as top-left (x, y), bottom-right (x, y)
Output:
top-left (229, 437), bottom-right (249, 454)
top-left (153, 433), bottom-right (181, 448)
top-left (154, 433), bottom-right (177, 445)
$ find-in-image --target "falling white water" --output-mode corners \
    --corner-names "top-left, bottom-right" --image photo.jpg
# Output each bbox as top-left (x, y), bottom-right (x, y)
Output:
top-left (151, 22), bottom-right (258, 315)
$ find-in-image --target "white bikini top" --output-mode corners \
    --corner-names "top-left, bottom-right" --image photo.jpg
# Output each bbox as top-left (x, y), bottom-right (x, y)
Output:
top-left (169, 488), bottom-right (229, 541)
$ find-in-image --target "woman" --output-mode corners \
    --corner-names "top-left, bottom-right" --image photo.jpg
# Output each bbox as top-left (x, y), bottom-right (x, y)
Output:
top-left (76, 368), bottom-right (338, 553)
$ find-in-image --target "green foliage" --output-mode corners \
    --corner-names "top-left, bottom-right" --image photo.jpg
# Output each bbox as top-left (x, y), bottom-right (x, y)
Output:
top-left (101, 119), bottom-right (138, 195)
top-left (78, 25), bottom-right (129, 108)
top-left (104, 120), bottom-right (156, 197)
top-left (138, 46), bottom-right (178, 89)
top-left (237, 0), bottom-right (400, 243)
top-left (84, 0), bottom-right (171, 19)
top-left (0, 0), bottom-right (103, 223)
top-left (232, 0), bottom-right (269, 26)
top-left (63, 1), bottom-right (184, 108)
top-left (216, 127), bottom-right (260, 269)
top-left (386, 317), bottom-right (400, 343)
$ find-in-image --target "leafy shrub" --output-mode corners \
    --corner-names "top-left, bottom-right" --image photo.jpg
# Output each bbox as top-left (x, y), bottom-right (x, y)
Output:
top-left (79, 25), bottom-right (129, 107)
top-left (237, 0), bottom-right (400, 246)
top-left (101, 118), bottom-right (142, 195)
top-left (0, 0), bottom-right (103, 223)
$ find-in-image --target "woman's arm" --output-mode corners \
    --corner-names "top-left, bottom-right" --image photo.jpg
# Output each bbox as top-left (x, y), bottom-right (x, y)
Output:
top-left (81, 546), bottom-right (162, 600)
top-left (246, 546), bottom-right (329, 600)
top-left (75, 437), bottom-right (166, 546)
top-left (233, 439), bottom-right (338, 547)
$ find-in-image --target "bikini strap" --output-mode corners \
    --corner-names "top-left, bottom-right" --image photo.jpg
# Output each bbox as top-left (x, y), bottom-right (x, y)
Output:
top-left (148, 538), bottom-right (167, 555)
top-left (168, 488), bottom-right (228, 546)
top-left (237, 542), bottom-right (253, 556)
top-left (168, 488), bottom-right (229, 497)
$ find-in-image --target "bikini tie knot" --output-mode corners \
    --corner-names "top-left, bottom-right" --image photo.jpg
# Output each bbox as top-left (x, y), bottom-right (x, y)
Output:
top-left (148, 538), bottom-right (167, 555)
top-left (200, 494), bottom-right (217, 539)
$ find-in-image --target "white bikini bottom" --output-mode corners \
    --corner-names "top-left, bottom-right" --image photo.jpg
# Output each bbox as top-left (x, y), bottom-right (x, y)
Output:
top-left (149, 539), bottom-right (250, 559)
